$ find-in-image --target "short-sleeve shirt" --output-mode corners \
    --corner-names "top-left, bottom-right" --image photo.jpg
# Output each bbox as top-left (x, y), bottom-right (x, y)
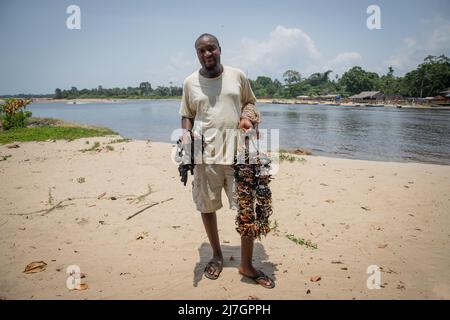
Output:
top-left (179, 65), bottom-right (257, 165)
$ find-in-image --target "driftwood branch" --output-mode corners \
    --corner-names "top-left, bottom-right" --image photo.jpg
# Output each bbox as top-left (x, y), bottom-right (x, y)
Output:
top-left (126, 198), bottom-right (174, 220)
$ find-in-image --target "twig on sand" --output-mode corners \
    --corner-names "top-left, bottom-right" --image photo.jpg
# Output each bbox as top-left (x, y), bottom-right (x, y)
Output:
top-left (41, 201), bottom-right (65, 216)
top-left (97, 192), bottom-right (107, 199)
top-left (9, 193), bottom-right (139, 217)
top-left (126, 198), bottom-right (174, 220)
top-left (10, 209), bottom-right (47, 216)
top-left (9, 201), bottom-right (67, 216)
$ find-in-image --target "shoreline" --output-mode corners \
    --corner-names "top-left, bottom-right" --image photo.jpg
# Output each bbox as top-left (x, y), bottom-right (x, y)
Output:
top-left (1, 117), bottom-right (448, 166)
top-left (2, 113), bottom-right (448, 165)
top-left (256, 98), bottom-right (450, 110)
top-left (1, 137), bottom-right (449, 299)
top-left (21, 97), bottom-right (450, 110)
top-left (2, 134), bottom-right (449, 167)
top-left (29, 98), bottom-right (182, 104)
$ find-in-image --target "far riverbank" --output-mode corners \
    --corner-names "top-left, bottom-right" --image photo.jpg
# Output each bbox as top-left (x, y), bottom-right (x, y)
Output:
top-left (9, 97), bottom-right (448, 110)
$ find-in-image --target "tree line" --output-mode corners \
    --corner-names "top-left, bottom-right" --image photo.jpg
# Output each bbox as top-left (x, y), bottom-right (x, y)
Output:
top-left (53, 82), bottom-right (183, 100)
top-left (2, 54), bottom-right (448, 100)
top-left (250, 55), bottom-right (450, 99)
top-left (52, 54), bottom-right (449, 100)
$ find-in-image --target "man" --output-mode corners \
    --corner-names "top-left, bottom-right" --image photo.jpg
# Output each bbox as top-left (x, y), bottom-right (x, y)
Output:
top-left (179, 33), bottom-right (275, 289)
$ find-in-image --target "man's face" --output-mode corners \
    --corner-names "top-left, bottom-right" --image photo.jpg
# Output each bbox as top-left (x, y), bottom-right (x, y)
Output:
top-left (195, 36), bottom-right (221, 70)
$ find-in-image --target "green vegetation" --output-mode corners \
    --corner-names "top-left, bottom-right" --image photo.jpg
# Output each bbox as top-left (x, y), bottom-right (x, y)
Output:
top-left (270, 221), bottom-right (317, 249)
top-left (79, 141), bottom-right (101, 152)
top-left (0, 154), bottom-right (12, 161)
top-left (0, 98), bottom-right (32, 130)
top-left (77, 177), bottom-right (86, 183)
top-left (2, 55), bottom-right (447, 101)
top-left (278, 150), bottom-right (306, 163)
top-left (0, 120), bottom-right (116, 144)
top-left (400, 55), bottom-right (450, 97)
top-left (108, 138), bottom-right (131, 144)
top-left (269, 219), bottom-right (280, 236)
top-left (48, 188), bottom-right (54, 205)
top-left (0, 100), bottom-right (113, 145)
top-left (286, 234), bottom-right (318, 249)
top-left (51, 82), bottom-right (182, 100)
top-left (250, 55), bottom-right (450, 98)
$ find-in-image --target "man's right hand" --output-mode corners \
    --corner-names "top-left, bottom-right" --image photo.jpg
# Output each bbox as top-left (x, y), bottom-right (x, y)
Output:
top-left (180, 129), bottom-right (192, 145)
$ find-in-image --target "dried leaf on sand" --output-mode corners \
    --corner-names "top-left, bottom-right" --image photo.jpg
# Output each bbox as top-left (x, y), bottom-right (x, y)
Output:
top-left (70, 283), bottom-right (88, 291)
top-left (23, 261), bottom-right (47, 273)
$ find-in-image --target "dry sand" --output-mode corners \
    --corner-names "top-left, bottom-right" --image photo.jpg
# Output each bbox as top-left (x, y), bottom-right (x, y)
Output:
top-left (0, 136), bottom-right (449, 300)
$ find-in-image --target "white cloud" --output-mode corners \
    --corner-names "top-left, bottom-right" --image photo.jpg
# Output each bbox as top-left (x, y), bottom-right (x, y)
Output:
top-left (161, 20), bottom-right (449, 84)
top-left (162, 25), bottom-right (364, 83)
top-left (403, 37), bottom-right (416, 48)
top-left (324, 52), bottom-right (363, 75)
top-left (384, 39), bottom-right (419, 72)
top-left (159, 52), bottom-right (198, 86)
top-left (161, 25), bottom-right (324, 83)
top-left (226, 25), bottom-right (321, 79)
top-left (384, 16), bottom-right (450, 75)
top-left (226, 26), bottom-right (363, 80)
top-left (427, 21), bottom-right (450, 51)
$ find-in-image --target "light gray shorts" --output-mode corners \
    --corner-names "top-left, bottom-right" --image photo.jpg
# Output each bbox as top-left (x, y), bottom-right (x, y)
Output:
top-left (192, 164), bottom-right (237, 213)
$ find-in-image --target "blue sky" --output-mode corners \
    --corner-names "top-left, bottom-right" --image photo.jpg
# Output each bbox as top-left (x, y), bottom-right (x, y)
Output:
top-left (0, 0), bottom-right (449, 94)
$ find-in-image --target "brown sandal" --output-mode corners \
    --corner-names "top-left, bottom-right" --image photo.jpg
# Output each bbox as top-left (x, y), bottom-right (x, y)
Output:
top-left (204, 260), bottom-right (223, 280)
top-left (239, 270), bottom-right (275, 289)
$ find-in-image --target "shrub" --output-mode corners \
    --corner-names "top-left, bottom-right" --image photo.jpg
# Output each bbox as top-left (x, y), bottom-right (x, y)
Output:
top-left (0, 98), bottom-right (32, 130)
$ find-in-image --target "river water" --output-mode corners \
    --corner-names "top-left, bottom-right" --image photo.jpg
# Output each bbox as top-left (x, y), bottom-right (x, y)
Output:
top-left (28, 100), bottom-right (450, 165)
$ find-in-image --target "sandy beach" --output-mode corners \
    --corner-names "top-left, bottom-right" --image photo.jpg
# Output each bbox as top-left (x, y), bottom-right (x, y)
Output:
top-left (0, 136), bottom-right (449, 300)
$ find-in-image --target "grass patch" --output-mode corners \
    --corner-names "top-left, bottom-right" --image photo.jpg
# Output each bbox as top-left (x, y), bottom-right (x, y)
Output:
top-left (26, 117), bottom-right (62, 127)
top-left (269, 219), bottom-right (280, 236)
top-left (0, 121), bottom-right (116, 144)
top-left (79, 141), bottom-right (101, 152)
top-left (278, 150), bottom-right (307, 163)
top-left (0, 154), bottom-right (12, 161)
top-left (48, 188), bottom-right (54, 205)
top-left (108, 138), bottom-right (131, 144)
top-left (286, 234), bottom-right (318, 249)
top-left (77, 177), bottom-right (86, 183)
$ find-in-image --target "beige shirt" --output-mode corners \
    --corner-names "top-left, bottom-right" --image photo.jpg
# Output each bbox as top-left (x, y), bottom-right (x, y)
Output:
top-left (179, 65), bottom-right (257, 164)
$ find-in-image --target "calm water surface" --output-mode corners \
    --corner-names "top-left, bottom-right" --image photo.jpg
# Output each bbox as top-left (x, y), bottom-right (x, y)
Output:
top-left (28, 100), bottom-right (450, 165)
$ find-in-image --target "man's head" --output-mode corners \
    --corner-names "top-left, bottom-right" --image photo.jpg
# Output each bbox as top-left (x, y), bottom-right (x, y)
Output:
top-left (195, 33), bottom-right (221, 70)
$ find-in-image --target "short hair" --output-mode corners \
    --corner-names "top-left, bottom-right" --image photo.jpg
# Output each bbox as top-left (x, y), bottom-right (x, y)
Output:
top-left (195, 33), bottom-right (220, 48)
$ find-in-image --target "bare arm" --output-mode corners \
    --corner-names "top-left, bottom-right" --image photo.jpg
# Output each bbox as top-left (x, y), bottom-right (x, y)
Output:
top-left (240, 76), bottom-right (260, 131)
top-left (240, 74), bottom-right (260, 128)
top-left (181, 117), bottom-right (194, 144)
